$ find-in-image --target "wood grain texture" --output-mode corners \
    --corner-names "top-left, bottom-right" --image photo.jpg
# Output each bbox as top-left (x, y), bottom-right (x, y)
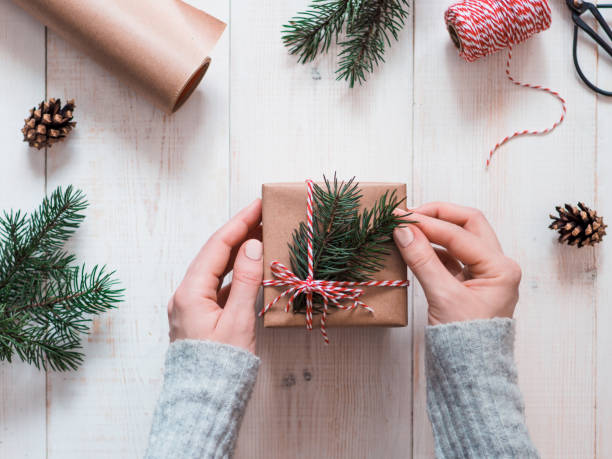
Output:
top-left (413, 1), bottom-right (599, 457)
top-left (596, 37), bottom-right (612, 458)
top-left (1, 0), bottom-right (611, 457)
top-left (42, 1), bottom-right (229, 457)
top-left (0, 1), bottom-right (46, 457)
top-left (230, 1), bottom-right (414, 457)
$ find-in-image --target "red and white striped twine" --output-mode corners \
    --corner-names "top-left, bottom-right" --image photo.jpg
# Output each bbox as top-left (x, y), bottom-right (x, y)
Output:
top-left (444, 0), bottom-right (566, 168)
top-left (260, 179), bottom-right (409, 344)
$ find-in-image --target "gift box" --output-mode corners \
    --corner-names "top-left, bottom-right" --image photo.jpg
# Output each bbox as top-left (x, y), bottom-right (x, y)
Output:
top-left (262, 180), bottom-right (408, 329)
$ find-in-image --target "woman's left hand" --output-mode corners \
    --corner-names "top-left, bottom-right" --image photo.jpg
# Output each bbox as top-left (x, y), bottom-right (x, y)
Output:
top-left (167, 199), bottom-right (263, 354)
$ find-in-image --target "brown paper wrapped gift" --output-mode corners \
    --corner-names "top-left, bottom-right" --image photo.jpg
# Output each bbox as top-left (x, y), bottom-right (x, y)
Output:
top-left (262, 182), bottom-right (408, 328)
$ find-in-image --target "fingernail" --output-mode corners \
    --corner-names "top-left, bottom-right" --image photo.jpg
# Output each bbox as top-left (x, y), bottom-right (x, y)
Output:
top-left (394, 208), bottom-right (413, 217)
top-left (245, 239), bottom-right (263, 260)
top-left (394, 226), bottom-right (414, 247)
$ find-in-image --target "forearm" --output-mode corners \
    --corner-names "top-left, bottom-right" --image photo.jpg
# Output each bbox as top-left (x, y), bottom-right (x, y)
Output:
top-left (425, 318), bottom-right (538, 459)
top-left (145, 340), bottom-right (260, 459)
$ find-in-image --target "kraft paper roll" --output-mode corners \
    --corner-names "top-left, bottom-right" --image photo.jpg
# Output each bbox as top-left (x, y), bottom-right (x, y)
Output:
top-left (12, 0), bottom-right (226, 113)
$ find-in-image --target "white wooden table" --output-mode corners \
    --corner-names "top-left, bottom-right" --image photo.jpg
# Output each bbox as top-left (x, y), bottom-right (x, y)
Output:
top-left (1, 0), bottom-right (610, 457)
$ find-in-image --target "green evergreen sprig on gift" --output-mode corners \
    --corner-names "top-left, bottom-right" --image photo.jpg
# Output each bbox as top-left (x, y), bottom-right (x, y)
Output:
top-left (0, 186), bottom-right (122, 371)
top-left (288, 175), bottom-right (410, 314)
top-left (282, 0), bottom-right (409, 87)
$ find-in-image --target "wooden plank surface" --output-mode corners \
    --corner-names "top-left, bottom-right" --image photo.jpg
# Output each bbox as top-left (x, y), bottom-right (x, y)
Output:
top-left (0, 1), bottom-right (46, 457)
top-left (1, 0), bottom-right (611, 457)
top-left (596, 38), bottom-right (612, 459)
top-left (230, 1), bottom-right (414, 457)
top-left (413, 1), bottom-right (599, 457)
top-left (42, 1), bottom-right (229, 457)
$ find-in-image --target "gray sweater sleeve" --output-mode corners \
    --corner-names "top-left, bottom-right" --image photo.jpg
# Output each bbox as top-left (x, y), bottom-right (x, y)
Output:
top-left (145, 340), bottom-right (260, 459)
top-left (425, 318), bottom-right (539, 459)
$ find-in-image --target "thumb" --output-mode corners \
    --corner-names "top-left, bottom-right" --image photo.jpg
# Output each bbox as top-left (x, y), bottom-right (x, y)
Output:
top-left (393, 223), bottom-right (457, 295)
top-left (223, 239), bottom-right (263, 321)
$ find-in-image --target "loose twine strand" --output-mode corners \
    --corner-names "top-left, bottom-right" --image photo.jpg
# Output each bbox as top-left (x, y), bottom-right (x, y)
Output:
top-left (259, 180), bottom-right (409, 344)
top-left (444, 0), bottom-right (566, 168)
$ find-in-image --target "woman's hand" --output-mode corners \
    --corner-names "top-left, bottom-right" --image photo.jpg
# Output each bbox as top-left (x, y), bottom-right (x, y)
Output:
top-left (167, 199), bottom-right (263, 353)
top-left (393, 202), bottom-right (521, 325)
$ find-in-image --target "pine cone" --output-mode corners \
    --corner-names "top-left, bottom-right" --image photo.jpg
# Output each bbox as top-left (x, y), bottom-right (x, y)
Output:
top-left (549, 203), bottom-right (607, 247)
top-left (21, 98), bottom-right (76, 150)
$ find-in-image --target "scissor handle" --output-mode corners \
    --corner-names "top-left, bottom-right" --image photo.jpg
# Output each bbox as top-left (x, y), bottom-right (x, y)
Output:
top-left (572, 25), bottom-right (612, 96)
top-left (572, 7), bottom-right (612, 56)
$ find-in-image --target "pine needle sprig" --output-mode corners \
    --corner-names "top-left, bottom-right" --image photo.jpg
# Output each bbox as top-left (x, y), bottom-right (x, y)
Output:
top-left (337, 0), bottom-right (409, 87)
top-left (288, 174), bottom-right (410, 314)
top-left (0, 186), bottom-right (86, 296)
top-left (0, 186), bottom-right (122, 371)
top-left (282, 0), bottom-right (355, 63)
top-left (344, 188), bottom-right (407, 279)
top-left (282, 0), bottom-right (409, 87)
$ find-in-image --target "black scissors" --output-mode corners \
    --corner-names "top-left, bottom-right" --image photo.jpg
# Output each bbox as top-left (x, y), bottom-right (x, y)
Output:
top-left (567, 0), bottom-right (612, 96)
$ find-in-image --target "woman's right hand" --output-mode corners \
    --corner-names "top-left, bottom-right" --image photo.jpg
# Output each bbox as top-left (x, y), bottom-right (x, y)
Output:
top-left (393, 202), bottom-right (522, 325)
top-left (167, 199), bottom-right (263, 353)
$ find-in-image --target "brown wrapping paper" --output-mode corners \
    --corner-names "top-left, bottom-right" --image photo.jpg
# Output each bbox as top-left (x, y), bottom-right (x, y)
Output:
top-left (262, 182), bottom-right (408, 328)
top-left (12, 0), bottom-right (226, 113)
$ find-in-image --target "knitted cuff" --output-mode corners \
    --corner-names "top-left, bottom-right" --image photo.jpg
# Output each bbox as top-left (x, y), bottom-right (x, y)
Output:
top-left (425, 318), bottom-right (539, 459)
top-left (145, 340), bottom-right (260, 459)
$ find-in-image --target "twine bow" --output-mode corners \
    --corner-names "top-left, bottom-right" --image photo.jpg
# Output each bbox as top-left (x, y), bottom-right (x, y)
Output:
top-left (260, 179), bottom-right (409, 344)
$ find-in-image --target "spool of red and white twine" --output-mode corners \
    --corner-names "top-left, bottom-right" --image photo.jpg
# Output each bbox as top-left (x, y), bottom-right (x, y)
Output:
top-left (444, 0), bottom-right (566, 167)
top-left (259, 180), bottom-right (409, 344)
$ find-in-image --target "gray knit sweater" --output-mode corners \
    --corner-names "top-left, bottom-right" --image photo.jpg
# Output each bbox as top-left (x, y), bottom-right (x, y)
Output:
top-left (426, 318), bottom-right (539, 458)
top-left (145, 340), bottom-right (260, 459)
top-left (145, 318), bottom-right (538, 459)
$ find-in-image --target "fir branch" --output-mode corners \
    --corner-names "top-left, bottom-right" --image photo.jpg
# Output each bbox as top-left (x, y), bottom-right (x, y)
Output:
top-left (282, 0), bottom-right (354, 63)
top-left (288, 174), bottom-right (410, 314)
top-left (289, 174), bottom-right (361, 281)
top-left (343, 188), bottom-right (406, 280)
top-left (0, 186), bottom-right (86, 293)
top-left (0, 187), bottom-right (122, 371)
top-left (337, 0), bottom-right (409, 87)
top-left (282, 0), bottom-right (409, 86)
